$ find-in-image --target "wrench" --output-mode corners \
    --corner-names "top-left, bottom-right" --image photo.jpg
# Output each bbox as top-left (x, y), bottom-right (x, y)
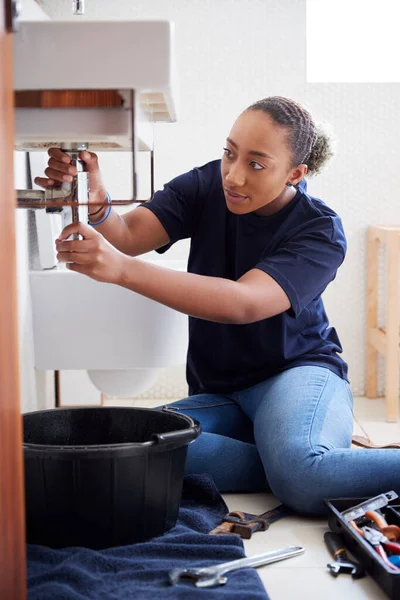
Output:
top-left (324, 532), bottom-right (365, 579)
top-left (168, 545), bottom-right (305, 587)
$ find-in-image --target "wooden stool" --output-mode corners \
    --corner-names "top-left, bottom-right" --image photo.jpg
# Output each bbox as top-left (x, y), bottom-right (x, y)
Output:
top-left (366, 226), bottom-right (400, 422)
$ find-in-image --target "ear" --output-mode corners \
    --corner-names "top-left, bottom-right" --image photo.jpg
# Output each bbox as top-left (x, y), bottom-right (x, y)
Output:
top-left (287, 164), bottom-right (308, 186)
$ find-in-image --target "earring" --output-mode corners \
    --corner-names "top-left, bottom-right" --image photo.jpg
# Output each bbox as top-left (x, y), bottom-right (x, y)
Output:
top-left (286, 182), bottom-right (292, 187)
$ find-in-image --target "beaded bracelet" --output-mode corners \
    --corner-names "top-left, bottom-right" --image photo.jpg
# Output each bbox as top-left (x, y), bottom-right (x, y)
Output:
top-left (88, 191), bottom-right (112, 226)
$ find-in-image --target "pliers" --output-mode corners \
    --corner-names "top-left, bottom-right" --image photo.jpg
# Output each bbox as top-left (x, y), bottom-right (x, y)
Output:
top-left (359, 526), bottom-right (400, 571)
top-left (364, 509), bottom-right (400, 542)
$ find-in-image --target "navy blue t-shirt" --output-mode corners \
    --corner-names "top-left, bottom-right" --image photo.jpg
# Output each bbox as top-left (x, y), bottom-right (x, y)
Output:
top-left (142, 159), bottom-right (348, 395)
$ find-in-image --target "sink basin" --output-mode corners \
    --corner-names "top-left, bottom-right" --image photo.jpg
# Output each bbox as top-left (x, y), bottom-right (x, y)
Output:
top-left (13, 20), bottom-right (178, 152)
top-left (29, 262), bottom-right (188, 396)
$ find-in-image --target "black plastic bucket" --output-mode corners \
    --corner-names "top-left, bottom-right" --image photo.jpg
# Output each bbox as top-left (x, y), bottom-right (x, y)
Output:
top-left (23, 406), bottom-right (201, 549)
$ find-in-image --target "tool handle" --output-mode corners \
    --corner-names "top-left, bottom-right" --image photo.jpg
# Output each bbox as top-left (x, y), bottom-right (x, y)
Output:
top-left (214, 546), bottom-right (305, 575)
top-left (324, 532), bottom-right (349, 562)
top-left (195, 546), bottom-right (304, 577)
top-left (365, 509), bottom-right (388, 529)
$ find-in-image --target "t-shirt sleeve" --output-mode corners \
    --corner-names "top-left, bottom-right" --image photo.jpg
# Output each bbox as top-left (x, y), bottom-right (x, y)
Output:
top-left (139, 168), bottom-right (200, 254)
top-left (255, 215), bottom-right (346, 317)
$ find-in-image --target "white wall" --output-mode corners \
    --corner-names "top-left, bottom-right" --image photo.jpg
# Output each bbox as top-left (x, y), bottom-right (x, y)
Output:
top-left (30, 0), bottom-right (400, 396)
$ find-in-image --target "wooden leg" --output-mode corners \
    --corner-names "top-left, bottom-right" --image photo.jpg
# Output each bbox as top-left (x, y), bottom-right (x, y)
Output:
top-left (385, 234), bottom-right (400, 422)
top-left (366, 229), bottom-right (379, 397)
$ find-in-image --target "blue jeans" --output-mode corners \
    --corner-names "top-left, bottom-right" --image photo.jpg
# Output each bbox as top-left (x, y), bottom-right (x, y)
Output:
top-left (159, 366), bottom-right (400, 516)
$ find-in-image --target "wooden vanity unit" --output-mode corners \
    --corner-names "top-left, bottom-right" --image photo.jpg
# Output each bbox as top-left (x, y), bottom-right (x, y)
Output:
top-left (0, 3), bottom-right (27, 599)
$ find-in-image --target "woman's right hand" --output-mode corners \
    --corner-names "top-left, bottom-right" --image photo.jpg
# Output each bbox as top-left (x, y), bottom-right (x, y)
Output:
top-left (34, 147), bottom-right (108, 207)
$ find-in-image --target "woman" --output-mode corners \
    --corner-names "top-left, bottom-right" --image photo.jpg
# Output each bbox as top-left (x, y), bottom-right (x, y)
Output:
top-left (37, 96), bottom-right (400, 515)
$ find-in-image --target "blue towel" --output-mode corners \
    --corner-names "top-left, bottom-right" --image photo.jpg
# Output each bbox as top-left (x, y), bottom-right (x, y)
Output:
top-left (27, 474), bottom-right (270, 599)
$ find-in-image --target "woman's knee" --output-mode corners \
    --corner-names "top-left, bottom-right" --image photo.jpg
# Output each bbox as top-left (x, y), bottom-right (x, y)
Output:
top-left (263, 448), bottom-right (329, 515)
top-left (268, 474), bottom-right (329, 515)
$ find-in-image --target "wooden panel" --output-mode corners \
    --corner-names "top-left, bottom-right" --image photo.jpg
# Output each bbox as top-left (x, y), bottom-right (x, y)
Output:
top-left (15, 89), bottom-right (125, 108)
top-left (0, 4), bottom-right (27, 598)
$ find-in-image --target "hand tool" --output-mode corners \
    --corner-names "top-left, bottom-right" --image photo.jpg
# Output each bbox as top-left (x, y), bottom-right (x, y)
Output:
top-left (364, 509), bottom-right (400, 542)
top-left (341, 491), bottom-right (398, 522)
top-left (209, 503), bottom-right (293, 538)
top-left (324, 531), bottom-right (365, 578)
top-left (353, 526), bottom-right (400, 571)
top-left (168, 545), bottom-right (305, 587)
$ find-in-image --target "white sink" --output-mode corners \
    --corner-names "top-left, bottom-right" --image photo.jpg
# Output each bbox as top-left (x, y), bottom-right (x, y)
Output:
top-left (13, 20), bottom-right (178, 152)
top-left (29, 262), bottom-right (188, 396)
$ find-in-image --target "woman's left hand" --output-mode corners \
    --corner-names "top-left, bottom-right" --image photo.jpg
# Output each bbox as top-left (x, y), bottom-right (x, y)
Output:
top-left (55, 222), bottom-right (127, 285)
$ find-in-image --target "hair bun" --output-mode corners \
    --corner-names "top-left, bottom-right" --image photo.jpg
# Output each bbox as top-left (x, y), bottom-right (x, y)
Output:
top-left (306, 123), bottom-right (336, 176)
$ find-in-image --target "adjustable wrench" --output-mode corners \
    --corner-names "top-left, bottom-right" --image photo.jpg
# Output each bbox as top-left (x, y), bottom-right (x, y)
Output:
top-left (169, 545), bottom-right (305, 587)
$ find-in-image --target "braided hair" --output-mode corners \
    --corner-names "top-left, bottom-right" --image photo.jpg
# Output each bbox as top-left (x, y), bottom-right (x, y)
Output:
top-left (246, 96), bottom-right (335, 176)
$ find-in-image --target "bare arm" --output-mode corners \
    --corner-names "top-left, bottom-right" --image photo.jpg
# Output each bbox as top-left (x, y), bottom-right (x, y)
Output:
top-left (117, 258), bottom-right (291, 324)
top-left (92, 205), bottom-right (171, 257)
top-left (56, 221), bottom-right (291, 324)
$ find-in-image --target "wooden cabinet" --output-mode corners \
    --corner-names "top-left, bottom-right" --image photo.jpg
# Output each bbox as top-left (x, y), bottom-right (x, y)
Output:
top-left (0, 2), bottom-right (27, 598)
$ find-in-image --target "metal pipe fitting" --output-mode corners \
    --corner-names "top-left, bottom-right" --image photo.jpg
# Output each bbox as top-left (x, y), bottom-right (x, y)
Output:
top-left (16, 188), bottom-right (71, 208)
top-left (61, 142), bottom-right (89, 239)
top-left (16, 142), bottom-right (90, 241)
top-left (60, 143), bottom-right (89, 239)
top-left (72, 0), bottom-right (85, 15)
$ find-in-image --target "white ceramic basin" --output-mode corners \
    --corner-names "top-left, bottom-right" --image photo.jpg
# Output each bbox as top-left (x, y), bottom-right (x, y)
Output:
top-left (13, 20), bottom-right (178, 152)
top-left (29, 261), bottom-right (188, 396)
